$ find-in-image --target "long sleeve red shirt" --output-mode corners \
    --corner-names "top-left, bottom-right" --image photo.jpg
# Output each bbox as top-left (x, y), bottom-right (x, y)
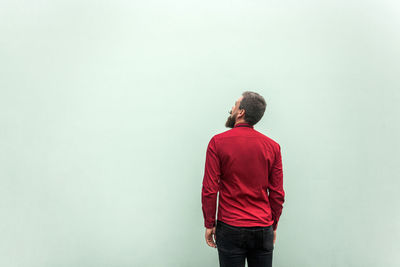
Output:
top-left (201, 122), bottom-right (285, 231)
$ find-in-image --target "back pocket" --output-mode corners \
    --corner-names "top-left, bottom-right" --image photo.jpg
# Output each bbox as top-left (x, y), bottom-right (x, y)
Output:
top-left (216, 223), bottom-right (242, 248)
top-left (262, 227), bottom-right (274, 252)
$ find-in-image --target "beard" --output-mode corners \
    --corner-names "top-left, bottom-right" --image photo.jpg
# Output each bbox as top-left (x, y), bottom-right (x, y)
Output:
top-left (225, 112), bottom-right (237, 128)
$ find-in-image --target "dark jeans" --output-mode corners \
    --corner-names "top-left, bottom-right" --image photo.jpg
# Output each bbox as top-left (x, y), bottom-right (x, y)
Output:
top-left (215, 220), bottom-right (274, 267)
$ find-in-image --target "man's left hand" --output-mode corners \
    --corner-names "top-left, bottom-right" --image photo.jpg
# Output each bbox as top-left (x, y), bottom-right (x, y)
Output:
top-left (205, 227), bottom-right (217, 248)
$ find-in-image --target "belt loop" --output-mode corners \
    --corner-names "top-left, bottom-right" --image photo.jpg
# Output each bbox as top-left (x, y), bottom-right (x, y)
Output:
top-left (261, 229), bottom-right (264, 248)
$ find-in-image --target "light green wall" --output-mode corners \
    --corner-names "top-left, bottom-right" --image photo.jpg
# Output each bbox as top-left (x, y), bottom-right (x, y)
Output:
top-left (1, 1), bottom-right (399, 266)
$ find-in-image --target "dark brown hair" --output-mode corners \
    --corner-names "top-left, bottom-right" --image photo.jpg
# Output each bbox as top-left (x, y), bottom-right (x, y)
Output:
top-left (239, 91), bottom-right (267, 126)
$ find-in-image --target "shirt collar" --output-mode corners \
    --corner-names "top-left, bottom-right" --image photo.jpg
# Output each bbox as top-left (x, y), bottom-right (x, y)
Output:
top-left (234, 122), bottom-right (254, 129)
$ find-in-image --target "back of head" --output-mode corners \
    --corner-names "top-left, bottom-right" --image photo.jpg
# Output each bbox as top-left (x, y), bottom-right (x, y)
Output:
top-left (240, 91), bottom-right (267, 126)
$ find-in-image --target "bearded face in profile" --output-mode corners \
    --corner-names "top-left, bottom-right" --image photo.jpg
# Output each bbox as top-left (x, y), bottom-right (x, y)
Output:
top-left (225, 110), bottom-right (238, 128)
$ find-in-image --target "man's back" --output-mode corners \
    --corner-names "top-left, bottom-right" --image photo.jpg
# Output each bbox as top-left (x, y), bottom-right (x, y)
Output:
top-left (201, 122), bottom-right (285, 231)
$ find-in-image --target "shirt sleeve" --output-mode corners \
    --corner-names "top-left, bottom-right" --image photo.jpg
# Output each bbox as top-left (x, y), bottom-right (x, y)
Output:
top-left (201, 137), bottom-right (221, 229)
top-left (268, 144), bottom-right (285, 231)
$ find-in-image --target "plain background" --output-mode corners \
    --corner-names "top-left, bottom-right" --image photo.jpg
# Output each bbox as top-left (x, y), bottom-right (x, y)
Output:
top-left (1, 0), bottom-right (399, 266)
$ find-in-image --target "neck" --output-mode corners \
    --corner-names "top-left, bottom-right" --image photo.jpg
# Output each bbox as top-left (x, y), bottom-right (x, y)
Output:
top-left (234, 120), bottom-right (248, 126)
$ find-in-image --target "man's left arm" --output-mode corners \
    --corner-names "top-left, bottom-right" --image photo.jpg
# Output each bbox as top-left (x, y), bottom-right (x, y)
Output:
top-left (201, 136), bottom-right (221, 229)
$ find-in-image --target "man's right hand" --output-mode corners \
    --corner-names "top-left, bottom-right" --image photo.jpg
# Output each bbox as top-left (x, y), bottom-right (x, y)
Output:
top-left (273, 230), bottom-right (276, 245)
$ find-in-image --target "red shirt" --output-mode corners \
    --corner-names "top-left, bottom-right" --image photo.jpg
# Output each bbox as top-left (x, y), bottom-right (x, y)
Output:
top-left (201, 122), bottom-right (285, 231)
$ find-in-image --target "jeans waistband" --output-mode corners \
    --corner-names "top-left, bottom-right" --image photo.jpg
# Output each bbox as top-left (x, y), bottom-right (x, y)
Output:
top-left (217, 220), bottom-right (273, 231)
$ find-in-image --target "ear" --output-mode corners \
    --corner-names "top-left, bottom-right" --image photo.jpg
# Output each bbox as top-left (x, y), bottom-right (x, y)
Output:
top-left (238, 109), bottom-right (245, 118)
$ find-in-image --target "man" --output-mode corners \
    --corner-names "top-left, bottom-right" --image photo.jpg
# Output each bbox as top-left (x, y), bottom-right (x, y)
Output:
top-left (201, 91), bottom-right (285, 267)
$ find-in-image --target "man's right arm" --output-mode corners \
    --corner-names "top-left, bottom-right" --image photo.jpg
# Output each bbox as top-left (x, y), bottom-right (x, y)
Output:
top-left (268, 144), bottom-right (285, 231)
